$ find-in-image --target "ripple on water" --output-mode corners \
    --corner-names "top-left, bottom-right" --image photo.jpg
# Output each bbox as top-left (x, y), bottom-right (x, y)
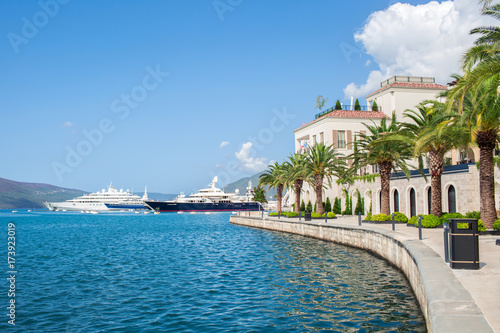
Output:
top-left (0, 212), bottom-right (426, 332)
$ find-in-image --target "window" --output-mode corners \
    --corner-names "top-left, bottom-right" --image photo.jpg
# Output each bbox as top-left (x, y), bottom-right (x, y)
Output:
top-left (410, 188), bottom-right (416, 217)
top-left (427, 187), bottom-right (432, 214)
top-left (448, 185), bottom-right (456, 213)
top-left (338, 131), bottom-right (346, 148)
top-left (372, 164), bottom-right (379, 173)
top-left (393, 189), bottom-right (399, 212)
top-left (312, 135), bottom-right (317, 145)
top-left (320, 132), bottom-right (324, 144)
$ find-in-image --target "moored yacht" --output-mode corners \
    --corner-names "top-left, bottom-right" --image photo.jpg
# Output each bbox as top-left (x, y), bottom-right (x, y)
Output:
top-left (145, 177), bottom-right (261, 213)
top-left (44, 184), bottom-right (148, 212)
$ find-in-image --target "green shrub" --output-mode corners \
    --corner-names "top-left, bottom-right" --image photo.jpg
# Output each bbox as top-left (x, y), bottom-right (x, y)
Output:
top-left (421, 214), bottom-right (441, 228)
top-left (300, 200), bottom-right (305, 212)
top-left (408, 215), bottom-right (419, 226)
top-left (326, 212), bottom-right (335, 218)
top-left (493, 219), bottom-right (500, 231)
top-left (310, 212), bottom-right (336, 218)
top-left (269, 212), bottom-right (278, 216)
top-left (465, 211), bottom-right (481, 219)
top-left (478, 219), bottom-right (486, 232)
top-left (354, 191), bottom-right (364, 215)
top-left (333, 197), bottom-right (342, 214)
top-left (393, 212), bottom-right (408, 223)
top-left (440, 212), bottom-right (465, 225)
top-left (365, 212), bottom-right (372, 221)
top-left (372, 100), bottom-right (379, 111)
top-left (335, 100), bottom-right (342, 110)
top-left (325, 197), bottom-right (332, 213)
top-left (370, 213), bottom-right (391, 222)
top-left (306, 201), bottom-right (312, 212)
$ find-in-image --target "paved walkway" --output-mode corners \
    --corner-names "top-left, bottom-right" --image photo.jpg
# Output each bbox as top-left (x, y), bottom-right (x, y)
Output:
top-left (243, 213), bottom-right (500, 332)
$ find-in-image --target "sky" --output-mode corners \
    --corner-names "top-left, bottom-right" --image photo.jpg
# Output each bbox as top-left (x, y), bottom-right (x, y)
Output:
top-left (0, 0), bottom-right (492, 194)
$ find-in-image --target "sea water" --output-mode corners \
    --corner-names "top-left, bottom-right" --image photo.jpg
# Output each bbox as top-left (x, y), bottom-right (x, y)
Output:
top-left (0, 211), bottom-right (425, 332)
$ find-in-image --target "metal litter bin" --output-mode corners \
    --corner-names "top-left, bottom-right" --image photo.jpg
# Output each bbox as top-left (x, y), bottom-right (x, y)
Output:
top-left (449, 219), bottom-right (480, 269)
top-left (304, 210), bottom-right (311, 221)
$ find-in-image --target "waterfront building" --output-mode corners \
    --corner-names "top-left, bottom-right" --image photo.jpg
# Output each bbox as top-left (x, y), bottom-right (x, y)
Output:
top-left (290, 76), bottom-right (496, 217)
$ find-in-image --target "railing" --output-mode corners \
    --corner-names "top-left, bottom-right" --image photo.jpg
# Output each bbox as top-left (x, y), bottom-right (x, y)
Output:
top-left (314, 105), bottom-right (382, 119)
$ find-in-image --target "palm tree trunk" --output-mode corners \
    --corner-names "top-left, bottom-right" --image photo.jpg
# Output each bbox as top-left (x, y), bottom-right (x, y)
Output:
top-left (314, 174), bottom-right (324, 215)
top-left (477, 131), bottom-right (496, 229)
top-left (294, 179), bottom-right (303, 215)
top-left (429, 151), bottom-right (444, 217)
top-left (379, 161), bottom-right (392, 215)
top-left (277, 184), bottom-right (283, 213)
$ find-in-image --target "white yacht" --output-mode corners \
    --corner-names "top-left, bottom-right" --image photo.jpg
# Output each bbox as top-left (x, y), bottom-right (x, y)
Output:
top-left (44, 184), bottom-right (149, 212)
top-left (145, 177), bottom-right (261, 212)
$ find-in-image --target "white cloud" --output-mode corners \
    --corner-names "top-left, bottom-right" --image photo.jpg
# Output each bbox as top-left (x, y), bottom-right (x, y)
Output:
top-left (62, 121), bottom-right (74, 127)
top-left (219, 141), bottom-right (230, 149)
top-left (344, 0), bottom-right (495, 99)
top-left (235, 142), bottom-right (267, 173)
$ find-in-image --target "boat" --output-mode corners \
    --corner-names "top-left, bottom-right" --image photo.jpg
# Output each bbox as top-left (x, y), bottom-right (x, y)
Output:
top-left (44, 183), bottom-right (149, 212)
top-left (145, 177), bottom-right (262, 213)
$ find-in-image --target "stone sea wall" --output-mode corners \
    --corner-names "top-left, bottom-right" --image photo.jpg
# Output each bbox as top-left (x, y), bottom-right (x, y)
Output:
top-left (229, 216), bottom-right (493, 333)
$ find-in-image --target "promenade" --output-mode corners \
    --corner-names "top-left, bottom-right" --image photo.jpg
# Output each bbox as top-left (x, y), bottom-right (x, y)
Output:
top-left (237, 212), bottom-right (500, 332)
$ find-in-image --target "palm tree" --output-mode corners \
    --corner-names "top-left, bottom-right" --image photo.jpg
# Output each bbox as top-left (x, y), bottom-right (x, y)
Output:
top-left (395, 101), bottom-right (465, 217)
top-left (285, 153), bottom-right (307, 215)
top-left (303, 143), bottom-right (345, 215)
top-left (450, 76), bottom-right (500, 228)
top-left (447, 3), bottom-right (500, 105)
top-left (354, 113), bottom-right (414, 215)
top-left (259, 161), bottom-right (289, 213)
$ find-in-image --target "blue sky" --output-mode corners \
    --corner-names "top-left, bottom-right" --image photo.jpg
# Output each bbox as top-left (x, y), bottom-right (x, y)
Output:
top-left (0, 0), bottom-right (488, 194)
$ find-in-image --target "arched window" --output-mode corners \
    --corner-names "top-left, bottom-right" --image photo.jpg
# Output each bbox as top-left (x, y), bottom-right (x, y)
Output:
top-left (379, 190), bottom-right (382, 212)
top-left (410, 188), bottom-right (416, 217)
top-left (393, 189), bottom-right (399, 212)
top-left (448, 185), bottom-right (456, 213)
top-left (427, 187), bottom-right (432, 214)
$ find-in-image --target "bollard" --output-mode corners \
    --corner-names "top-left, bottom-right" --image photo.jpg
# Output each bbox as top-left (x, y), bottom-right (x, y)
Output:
top-left (358, 212), bottom-right (362, 226)
top-left (325, 211), bottom-right (328, 223)
top-left (299, 211), bottom-right (301, 221)
top-left (418, 216), bottom-right (423, 240)
top-left (248, 210), bottom-right (250, 217)
top-left (261, 210), bottom-right (264, 219)
top-left (278, 211), bottom-right (280, 219)
top-left (443, 221), bottom-right (450, 263)
top-left (392, 213), bottom-right (395, 231)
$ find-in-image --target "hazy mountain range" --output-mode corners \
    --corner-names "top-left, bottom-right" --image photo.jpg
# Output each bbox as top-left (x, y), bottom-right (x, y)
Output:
top-left (0, 177), bottom-right (176, 209)
top-left (222, 172), bottom-right (277, 200)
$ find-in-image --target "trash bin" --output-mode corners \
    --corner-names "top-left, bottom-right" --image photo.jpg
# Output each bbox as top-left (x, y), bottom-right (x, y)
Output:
top-left (449, 219), bottom-right (480, 269)
top-left (304, 210), bottom-right (312, 221)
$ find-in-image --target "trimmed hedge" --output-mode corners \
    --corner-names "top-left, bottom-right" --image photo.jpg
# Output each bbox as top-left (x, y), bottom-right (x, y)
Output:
top-left (369, 213), bottom-right (391, 222)
top-left (268, 211), bottom-right (335, 218)
top-left (393, 212), bottom-right (408, 223)
top-left (494, 219), bottom-right (500, 231)
top-left (440, 212), bottom-right (465, 225)
top-left (311, 212), bottom-right (336, 218)
top-left (408, 214), bottom-right (441, 228)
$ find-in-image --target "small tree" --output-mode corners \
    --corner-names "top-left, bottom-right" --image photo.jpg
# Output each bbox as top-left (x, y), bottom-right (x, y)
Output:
top-left (306, 200), bottom-right (312, 212)
top-left (354, 98), bottom-right (361, 110)
top-left (252, 185), bottom-right (267, 203)
top-left (333, 197), bottom-right (342, 214)
top-left (315, 95), bottom-right (328, 111)
top-left (325, 197), bottom-right (332, 213)
top-left (335, 100), bottom-right (342, 110)
top-left (354, 190), bottom-right (364, 215)
top-left (342, 189), bottom-right (352, 215)
top-left (300, 200), bottom-right (305, 212)
top-left (372, 100), bottom-right (379, 111)
top-left (314, 202), bottom-right (317, 213)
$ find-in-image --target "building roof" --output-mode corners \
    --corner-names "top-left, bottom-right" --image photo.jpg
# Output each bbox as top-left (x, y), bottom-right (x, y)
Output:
top-left (365, 82), bottom-right (447, 99)
top-left (294, 110), bottom-right (389, 132)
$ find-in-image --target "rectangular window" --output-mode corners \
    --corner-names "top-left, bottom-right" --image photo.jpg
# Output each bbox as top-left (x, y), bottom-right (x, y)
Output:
top-left (338, 131), bottom-right (346, 148)
top-left (312, 135), bottom-right (317, 144)
top-left (320, 132), bottom-right (324, 144)
top-left (372, 164), bottom-right (379, 173)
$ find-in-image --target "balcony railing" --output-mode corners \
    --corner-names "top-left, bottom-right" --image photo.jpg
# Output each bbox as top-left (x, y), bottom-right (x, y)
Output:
top-left (314, 105), bottom-right (382, 119)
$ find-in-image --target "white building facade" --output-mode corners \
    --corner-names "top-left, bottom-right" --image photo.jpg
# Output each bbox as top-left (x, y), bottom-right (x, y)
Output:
top-left (290, 76), bottom-right (496, 216)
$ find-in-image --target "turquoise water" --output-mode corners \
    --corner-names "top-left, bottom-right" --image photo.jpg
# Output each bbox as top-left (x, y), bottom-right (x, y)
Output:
top-left (1, 211), bottom-right (425, 332)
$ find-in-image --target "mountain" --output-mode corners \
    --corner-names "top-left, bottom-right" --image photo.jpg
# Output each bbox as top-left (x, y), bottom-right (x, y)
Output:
top-left (0, 178), bottom-right (178, 209)
top-left (0, 177), bottom-right (88, 209)
top-left (222, 172), bottom-right (277, 200)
